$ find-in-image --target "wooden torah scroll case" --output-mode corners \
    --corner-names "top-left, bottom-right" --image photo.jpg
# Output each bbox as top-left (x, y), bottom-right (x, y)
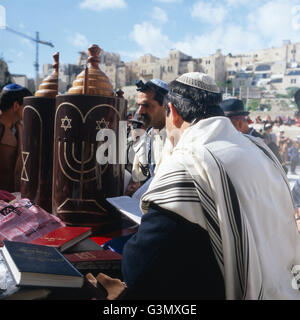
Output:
top-left (21, 96), bottom-right (56, 213)
top-left (52, 94), bottom-right (127, 227)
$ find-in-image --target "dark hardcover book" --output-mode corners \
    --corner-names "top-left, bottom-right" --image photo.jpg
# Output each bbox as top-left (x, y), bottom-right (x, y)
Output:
top-left (64, 238), bottom-right (103, 254)
top-left (64, 250), bottom-right (122, 278)
top-left (2, 241), bottom-right (84, 288)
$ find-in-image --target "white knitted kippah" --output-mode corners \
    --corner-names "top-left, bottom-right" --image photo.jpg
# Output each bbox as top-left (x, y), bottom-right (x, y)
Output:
top-left (175, 72), bottom-right (220, 94)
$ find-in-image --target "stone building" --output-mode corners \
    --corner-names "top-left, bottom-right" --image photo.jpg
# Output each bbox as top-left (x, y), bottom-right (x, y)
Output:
top-left (40, 39), bottom-right (300, 100)
top-left (43, 63), bottom-right (83, 93)
top-left (127, 54), bottom-right (160, 83)
top-left (225, 40), bottom-right (300, 95)
top-left (201, 49), bottom-right (226, 83)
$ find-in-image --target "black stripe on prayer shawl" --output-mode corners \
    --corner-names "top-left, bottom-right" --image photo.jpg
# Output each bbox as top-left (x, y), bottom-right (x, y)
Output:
top-left (206, 149), bottom-right (251, 299)
top-left (193, 180), bottom-right (218, 224)
top-left (145, 182), bottom-right (196, 196)
top-left (141, 172), bottom-right (199, 209)
top-left (258, 283), bottom-right (264, 300)
top-left (157, 170), bottom-right (188, 182)
top-left (191, 179), bottom-right (224, 267)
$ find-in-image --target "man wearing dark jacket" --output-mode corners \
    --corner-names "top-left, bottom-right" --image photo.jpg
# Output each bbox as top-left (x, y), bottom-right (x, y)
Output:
top-left (220, 98), bottom-right (263, 138)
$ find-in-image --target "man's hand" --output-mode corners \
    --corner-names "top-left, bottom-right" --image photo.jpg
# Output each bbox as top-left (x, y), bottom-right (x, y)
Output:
top-left (85, 273), bottom-right (127, 300)
top-left (96, 273), bottom-right (127, 300)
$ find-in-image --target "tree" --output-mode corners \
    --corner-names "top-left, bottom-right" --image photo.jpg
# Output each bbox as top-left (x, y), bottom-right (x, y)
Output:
top-left (217, 79), bottom-right (233, 94)
top-left (286, 87), bottom-right (300, 99)
top-left (247, 99), bottom-right (260, 111)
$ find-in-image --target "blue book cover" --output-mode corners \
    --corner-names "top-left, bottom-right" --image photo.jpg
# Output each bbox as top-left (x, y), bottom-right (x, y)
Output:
top-left (2, 241), bottom-right (84, 288)
top-left (101, 234), bottom-right (134, 255)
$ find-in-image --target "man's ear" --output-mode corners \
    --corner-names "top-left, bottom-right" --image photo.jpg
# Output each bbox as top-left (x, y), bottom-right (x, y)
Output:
top-left (168, 103), bottom-right (183, 128)
top-left (12, 101), bottom-right (20, 112)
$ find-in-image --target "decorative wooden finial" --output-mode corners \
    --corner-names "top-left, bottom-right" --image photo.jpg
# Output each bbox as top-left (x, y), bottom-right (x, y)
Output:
top-left (35, 52), bottom-right (59, 98)
top-left (116, 89), bottom-right (124, 98)
top-left (53, 52), bottom-right (59, 75)
top-left (68, 44), bottom-right (113, 96)
top-left (88, 44), bottom-right (101, 69)
top-left (83, 66), bottom-right (89, 95)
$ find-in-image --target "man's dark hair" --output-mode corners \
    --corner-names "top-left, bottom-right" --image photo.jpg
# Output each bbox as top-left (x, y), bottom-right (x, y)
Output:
top-left (0, 87), bottom-right (32, 112)
top-left (163, 80), bottom-right (224, 123)
top-left (136, 80), bottom-right (167, 106)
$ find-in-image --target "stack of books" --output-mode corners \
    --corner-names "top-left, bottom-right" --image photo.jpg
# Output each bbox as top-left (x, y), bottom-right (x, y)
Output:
top-left (0, 241), bottom-right (85, 300)
top-left (0, 225), bottom-right (125, 299)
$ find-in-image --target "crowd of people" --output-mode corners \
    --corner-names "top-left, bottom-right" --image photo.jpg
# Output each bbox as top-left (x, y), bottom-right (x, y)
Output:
top-left (253, 123), bottom-right (300, 175)
top-left (255, 114), bottom-right (300, 127)
top-left (220, 109), bottom-right (300, 175)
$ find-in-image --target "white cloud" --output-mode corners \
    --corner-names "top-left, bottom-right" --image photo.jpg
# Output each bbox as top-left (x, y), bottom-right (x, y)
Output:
top-left (79, 0), bottom-right (127, 11)
top-left (125, 0), bottom-right (299, 62)
top-left (191, 1), bottom-right (228, 25)
top-left (226, 0), bottom-right (251, 7)
top-left (153, 0), bottom-right (182, 3)
top-left (174, 24), bottom-right (264, 57)
top-left (151, 7), bottom-right (168, 23)
top-left (130, 22), bottom-right (172, 57)
top-left (247, 0), bottom-right (300, 45)
top-left (69, 33), bottom-right (88, 48)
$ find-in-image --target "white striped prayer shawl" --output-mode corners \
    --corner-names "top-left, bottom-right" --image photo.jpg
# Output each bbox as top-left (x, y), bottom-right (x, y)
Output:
top-left (141, 117), bottom-right (300, 300)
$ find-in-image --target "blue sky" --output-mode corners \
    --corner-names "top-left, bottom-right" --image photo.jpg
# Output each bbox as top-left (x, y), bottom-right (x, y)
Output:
top-left (1, 0), bottom-right (300, 78)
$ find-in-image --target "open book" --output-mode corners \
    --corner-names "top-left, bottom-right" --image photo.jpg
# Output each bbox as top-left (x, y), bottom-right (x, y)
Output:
top-left (106, 196), bottom-right (143, 225)
top-left (106, 178), bottom-right (153, 225)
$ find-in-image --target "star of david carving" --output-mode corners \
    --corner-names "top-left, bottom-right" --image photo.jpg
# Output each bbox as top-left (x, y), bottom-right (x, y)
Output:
top-left (96, 118), bottom-right (110, 130)
top-left (61, 116), bottom-right (72, 132)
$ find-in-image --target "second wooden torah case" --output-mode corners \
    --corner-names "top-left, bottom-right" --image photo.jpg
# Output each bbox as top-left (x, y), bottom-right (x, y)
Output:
top-left (52, 94), bottom-right (127, 227)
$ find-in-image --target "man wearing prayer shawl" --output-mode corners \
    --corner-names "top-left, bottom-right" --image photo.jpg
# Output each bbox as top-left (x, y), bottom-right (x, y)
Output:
top-left (94, 73), bottom-right (300, 300)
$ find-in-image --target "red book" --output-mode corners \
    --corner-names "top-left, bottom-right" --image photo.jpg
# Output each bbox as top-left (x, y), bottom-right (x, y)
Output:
top-left (63, 250), bottom-right (122, 278)
top-left (31, 226), bottom-right (92, 252)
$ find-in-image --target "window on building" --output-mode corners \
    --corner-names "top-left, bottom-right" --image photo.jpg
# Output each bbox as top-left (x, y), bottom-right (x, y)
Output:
top-left (291, 79), bottom-right (297, 84)
top-left (271, 78), bottom-right (283, 83)
top-left (255, 64), bottom-right (271, 72)
top-left (287, 70), bottom-right (300, 76)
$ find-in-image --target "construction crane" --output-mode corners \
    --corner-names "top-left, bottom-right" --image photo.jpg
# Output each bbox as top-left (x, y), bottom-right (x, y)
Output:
top-left (4, 26), bottom-right (54, 88)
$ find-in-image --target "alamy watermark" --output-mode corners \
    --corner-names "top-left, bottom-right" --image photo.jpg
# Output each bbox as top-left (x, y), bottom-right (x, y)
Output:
top-left (95, 123), bottom-right (169, 166)
top-left (95, 123), bottom-right (181, 166)
top-left (0, 5), bottom-right (6, 29)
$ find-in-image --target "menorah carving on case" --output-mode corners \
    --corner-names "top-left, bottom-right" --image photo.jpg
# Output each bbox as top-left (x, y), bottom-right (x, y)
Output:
top-left (52, 44), bottom-right (127, 228)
